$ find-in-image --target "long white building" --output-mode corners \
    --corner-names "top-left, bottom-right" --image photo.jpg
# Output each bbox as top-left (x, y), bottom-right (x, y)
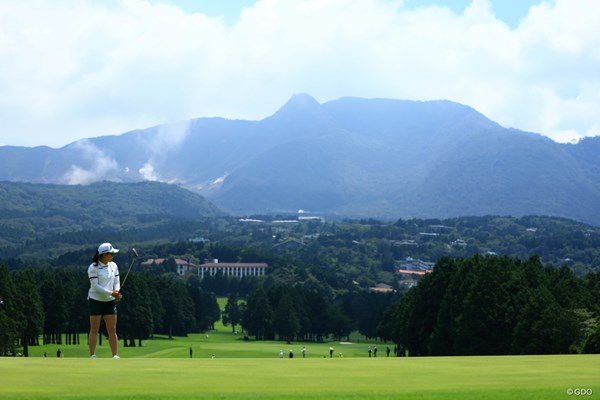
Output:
top-left (198, 260), bottom-right (268, 279)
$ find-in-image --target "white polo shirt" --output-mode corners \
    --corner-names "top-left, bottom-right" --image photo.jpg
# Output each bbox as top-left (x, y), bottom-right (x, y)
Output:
top-left (88, 261), bottom-right (120, 302)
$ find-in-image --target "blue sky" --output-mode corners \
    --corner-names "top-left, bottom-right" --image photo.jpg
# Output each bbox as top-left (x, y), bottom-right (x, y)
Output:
top-left (403, 0), bottom-right (540, 28)
top-left (159, 0), bottom-right (539, 28)
top-left (0, 0), bottom-right (598, 148)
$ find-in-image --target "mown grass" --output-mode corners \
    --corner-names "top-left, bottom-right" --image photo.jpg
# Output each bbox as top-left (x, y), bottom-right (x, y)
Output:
top-left (1, 353), bottom-right (598, 400)
top-left (2, 329), bottom-right (599, 400)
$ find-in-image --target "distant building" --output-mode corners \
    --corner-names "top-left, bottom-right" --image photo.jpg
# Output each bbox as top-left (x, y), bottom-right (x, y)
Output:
top-left (198, 259), bottom-right (268, 279)
top-left (239, 218), bottom-right (265, 223)
top-left (397, 269), bottom-right (430, 276)
top-left (141, 258), bottom-right (198, 276)
top-left (370, 283), bottom-right (395, 293)
top-left (142, 258), bottom-right (269, 279)
top-left (298, 216), bottom-right (325, 222)
top-left (397, 258), bottom-right (433, 288)
top-left (399, 257), bottom-right (434, 272)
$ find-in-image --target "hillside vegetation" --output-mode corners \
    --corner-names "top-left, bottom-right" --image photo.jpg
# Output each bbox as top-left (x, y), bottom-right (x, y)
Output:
top-left (1, 180), bottom-right (599, 277)
top-left (0, 181), bottom-right (224, 258)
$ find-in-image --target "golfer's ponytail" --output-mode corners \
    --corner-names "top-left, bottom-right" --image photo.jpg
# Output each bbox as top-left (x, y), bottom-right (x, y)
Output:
top-left (92, 251), bottom-right (100, 266)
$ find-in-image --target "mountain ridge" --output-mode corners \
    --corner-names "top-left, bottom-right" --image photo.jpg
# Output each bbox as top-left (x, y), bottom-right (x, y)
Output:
top-left (1, 94), bottom-right (599, 225)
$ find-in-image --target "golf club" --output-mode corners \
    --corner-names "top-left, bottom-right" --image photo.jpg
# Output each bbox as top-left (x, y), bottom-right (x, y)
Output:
top-left (120, 248), bottom-right (138, 289)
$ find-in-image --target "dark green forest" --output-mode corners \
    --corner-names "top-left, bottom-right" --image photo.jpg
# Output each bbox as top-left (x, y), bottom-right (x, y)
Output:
top-left (378, 255), bottom-right (600, 356)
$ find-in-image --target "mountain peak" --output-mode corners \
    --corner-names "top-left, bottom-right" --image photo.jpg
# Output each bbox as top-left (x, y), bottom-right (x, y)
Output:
top-left (271, 93), bottom-right (322, 118)
top-left (286, 92), bottom-right (320, 106)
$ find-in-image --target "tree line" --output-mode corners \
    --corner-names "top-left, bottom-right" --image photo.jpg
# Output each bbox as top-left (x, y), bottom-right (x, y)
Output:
top-left (0, 261), bottom-right (394, 357)
top-left (2, 253), bottom-right (600, 357)
top-left (222, 286), bottom-right (393, 343)
top-left (0, 265), bottom-right (220, 356)
top-left (377, 255), bottom-right (600, 355)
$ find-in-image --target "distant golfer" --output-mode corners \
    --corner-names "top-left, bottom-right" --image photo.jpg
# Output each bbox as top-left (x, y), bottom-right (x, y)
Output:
top-left (329, 346), bottom-right (334, 358)
top-left (88, 242), bottom-right (122, 358)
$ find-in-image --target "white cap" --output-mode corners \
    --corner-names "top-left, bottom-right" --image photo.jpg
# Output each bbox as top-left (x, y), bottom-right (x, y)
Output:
top-left (98, 242), bottom-right (119, 255)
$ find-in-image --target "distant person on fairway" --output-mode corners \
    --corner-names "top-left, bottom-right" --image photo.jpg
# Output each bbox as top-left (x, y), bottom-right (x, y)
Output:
top-left (329, 346), bottom-right (334, 358)
top-left (88, 242), bottom-right (122, 358)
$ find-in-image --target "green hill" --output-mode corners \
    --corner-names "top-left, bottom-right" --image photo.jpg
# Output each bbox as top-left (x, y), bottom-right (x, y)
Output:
top-left (0, 181), bottom-right (225, 256)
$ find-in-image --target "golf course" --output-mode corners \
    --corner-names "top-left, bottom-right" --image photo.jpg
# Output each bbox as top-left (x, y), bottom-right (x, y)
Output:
top-left (1, 329), bottom-right (597, 400)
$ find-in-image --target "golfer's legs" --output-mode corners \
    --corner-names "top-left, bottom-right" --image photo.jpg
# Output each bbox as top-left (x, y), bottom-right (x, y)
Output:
top-left (89, 315), bottom-right (102, 356)
top-left (104, 314), bottom-right (119, 356)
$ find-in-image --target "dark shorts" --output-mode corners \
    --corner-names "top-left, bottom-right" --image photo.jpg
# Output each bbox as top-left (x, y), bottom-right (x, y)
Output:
top-left (88, 298), bottom-right (117, 316)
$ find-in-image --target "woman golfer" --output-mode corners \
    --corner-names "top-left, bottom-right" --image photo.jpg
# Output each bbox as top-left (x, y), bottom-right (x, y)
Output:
top-left (88, 242), bottom-right (123, 358)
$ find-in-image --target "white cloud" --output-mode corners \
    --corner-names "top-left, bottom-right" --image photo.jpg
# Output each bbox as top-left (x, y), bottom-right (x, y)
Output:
top-left (61, 140), bottom-right (119, 184)
top-left (136, 119), bottom-right (190, 182)
top-left (139, 162), bottom-right (160, 181)
top-left (212, 174), bottom-right (227, 185)
top-left (148, 120), bottom-right (191, 154)
top-left (0, 0), bottom-right (599, 147)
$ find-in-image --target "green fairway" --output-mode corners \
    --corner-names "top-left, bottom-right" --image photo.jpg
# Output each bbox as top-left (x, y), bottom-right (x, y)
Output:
top-left (1, 341), bottom-right (598, 400)
top-left (22, 332), bottom-right (384, 359)
top-left (3, 298), bottom-right (598, 400)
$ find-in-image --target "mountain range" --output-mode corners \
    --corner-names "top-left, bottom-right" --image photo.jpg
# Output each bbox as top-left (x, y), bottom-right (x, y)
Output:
top-left (1, 93), bottom-right (600, 225)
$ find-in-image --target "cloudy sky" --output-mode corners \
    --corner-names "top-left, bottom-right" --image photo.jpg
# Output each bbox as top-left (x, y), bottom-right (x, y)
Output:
top-left (0, 0), bottom-right (598, 148)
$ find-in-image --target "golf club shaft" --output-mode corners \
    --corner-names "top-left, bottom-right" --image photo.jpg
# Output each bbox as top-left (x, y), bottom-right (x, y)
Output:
top-left (120, 260), bottom-right (135, 289)
top-left (120, 248), bottom-right (138, 290)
